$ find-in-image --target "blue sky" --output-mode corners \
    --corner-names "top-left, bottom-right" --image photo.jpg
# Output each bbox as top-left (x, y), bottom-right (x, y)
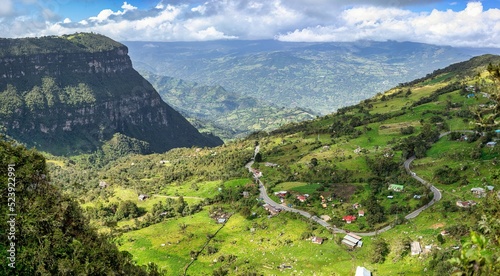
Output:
top-left (1, 0), bottom-right (499, 47)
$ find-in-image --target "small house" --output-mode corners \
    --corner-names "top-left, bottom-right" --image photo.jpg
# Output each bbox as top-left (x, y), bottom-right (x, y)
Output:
top-left (389, 184), bottom-right (404, 192)
top-left (98, 181), bottom-right (109, 189)
top-left (252, 169), bottom-right (263, 178)
top-left (297, 195), bottom-right (307, 202)
top-left (274, 191), bottom-right (288, 197)
top-left (486, 141), bottom-right (497, 148)
top-left (342, 233), bottom-right (362, 248)
top-left (263, 204), bottom-right (281, 216)
top-left (456, 200), bottom-right (477, 208)
top-left (138, 194), bottom-right (148, 201)
top-left (411, 241), bottom-right (422, 255)
top-left (355, 266), bottom-right (371, 276)
top-left (358, 210), bottom-right (365, 217)
top-left (320, 215), bottom-right (331, 221)
top-left (217, 218), bottom-right (226, 224)
top-left (342, 215), bottom-right (356, 224)
top-left (311, 236), bottom-right (324, 244)
top-left (265, 162), bottom-right (278, 167)
top-left (242, 191), bottom-right (250, 198)
top-left (471, 187), bottom-right (486, 197)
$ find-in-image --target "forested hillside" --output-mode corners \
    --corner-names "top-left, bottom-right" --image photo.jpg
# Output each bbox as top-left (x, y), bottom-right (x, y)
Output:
top-left (0, 138), bottom-right (164, 275)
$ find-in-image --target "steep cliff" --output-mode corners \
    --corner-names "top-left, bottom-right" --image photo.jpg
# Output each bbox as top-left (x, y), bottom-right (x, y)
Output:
top-left (0, 33), bottom-right (222, 155)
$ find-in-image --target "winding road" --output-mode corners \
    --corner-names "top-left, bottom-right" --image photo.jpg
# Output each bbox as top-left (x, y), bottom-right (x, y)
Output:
top-left (246, 131), bottom-right (473, 236)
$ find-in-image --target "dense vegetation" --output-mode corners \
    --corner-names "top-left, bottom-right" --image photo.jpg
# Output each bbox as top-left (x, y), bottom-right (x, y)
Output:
top-left (0, 138), bottom-right (163, 275)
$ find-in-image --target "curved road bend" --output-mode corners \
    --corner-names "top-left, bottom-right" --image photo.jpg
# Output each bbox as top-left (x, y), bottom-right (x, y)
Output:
top-left (246, 130), bottom-right (478, 236)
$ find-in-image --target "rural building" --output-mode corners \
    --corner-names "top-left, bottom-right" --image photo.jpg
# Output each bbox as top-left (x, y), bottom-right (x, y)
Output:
top-left (274, 191), bottom-right (287, 197)
top-left (343, 215), bottom-right (357, 223)
top-left (297, 195), bottom-right (307, 202)
top-left (98, 180), bottom-right (109, 189)
top-left (358, 210), bottom-right (365, 217)
top-left (388, 184), bottom-right (404, 192)
top-left (456, 200), bottom-right (477, 208)
top-left (217, 218), bottom-right (226, 224)
top-left (263, 204), bottom-right (281, 216)
top-left (471, 187), bottom-right (486, 197)
top-left (265, 162), bottom-right (278, 167)
top-left (311, 236), bottom-right (324, 244)
top-left (342, 233), bottom-right (362, 248)
top-left (242, 191), bottom-right (250, 198)
top-left (355, 266), bottom-right (371, 276)
top-left (138, 194), bottom-right (148, 201)
top-left (320, 215), bottom-right (331, 221)
top-left (486, 141), bottom-right (497, 147)
top-left (411, 241), bottom-right (422, 255)
top-left (252, 169), bottom-right (263, 178)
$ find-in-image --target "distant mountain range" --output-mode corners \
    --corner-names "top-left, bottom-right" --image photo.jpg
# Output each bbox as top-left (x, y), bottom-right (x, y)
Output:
top-left (0, 33), bottom-right (222, 155)
top-left (126, 40), bottom-right (500, 115)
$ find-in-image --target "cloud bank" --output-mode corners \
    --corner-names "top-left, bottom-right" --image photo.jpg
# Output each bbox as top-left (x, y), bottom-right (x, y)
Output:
top-left (1, 0), bottom-right (499, 47)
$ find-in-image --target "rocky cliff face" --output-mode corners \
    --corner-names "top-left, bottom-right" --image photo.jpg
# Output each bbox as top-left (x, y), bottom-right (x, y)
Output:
top-left (0, 33), bottom-right (222, 154)
top-left (0, 47), bottom-right (131, 79)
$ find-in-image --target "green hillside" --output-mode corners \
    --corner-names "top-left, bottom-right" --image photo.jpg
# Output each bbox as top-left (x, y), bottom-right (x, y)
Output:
top-left (46, 55), bottom-right (500, 275)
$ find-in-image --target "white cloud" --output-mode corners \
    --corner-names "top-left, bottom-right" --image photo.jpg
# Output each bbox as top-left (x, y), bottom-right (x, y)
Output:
top-left (121, 2), bottom-right (137, 11)
top-left (1, 0), bottom-right (500, 47)
top-left (277, 2), bottom-right (500, 47)
top-left (0, 0), bottom-right (13, 16)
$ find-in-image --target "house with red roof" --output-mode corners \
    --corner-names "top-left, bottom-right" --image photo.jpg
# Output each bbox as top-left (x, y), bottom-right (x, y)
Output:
top-left (343, 215), bottom-right (356, 223)
top-left (297, 195), bottom-right (307, 202)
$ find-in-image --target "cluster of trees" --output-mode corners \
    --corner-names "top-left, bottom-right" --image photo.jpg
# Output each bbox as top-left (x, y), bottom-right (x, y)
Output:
top-left (24, 77), bottom-right (96, 111)
top-left (394, 123), bottom-right (440, 159)
top-left (84, 200), bottom-right (144, 223)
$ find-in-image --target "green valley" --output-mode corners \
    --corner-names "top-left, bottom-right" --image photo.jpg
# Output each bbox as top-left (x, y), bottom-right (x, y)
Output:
top-left (39, 54), bottom-right (500, 275)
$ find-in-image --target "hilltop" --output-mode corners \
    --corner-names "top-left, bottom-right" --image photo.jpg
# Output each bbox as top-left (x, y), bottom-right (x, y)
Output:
top-left (45, 54), bottom-right (500, 275)
top-left (0, 33), bottom-right (222, 155)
